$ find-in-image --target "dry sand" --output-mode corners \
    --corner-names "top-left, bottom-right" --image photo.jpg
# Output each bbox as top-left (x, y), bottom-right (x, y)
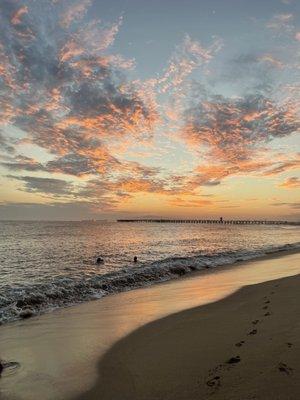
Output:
top-left (78, 274), bottom-right (300, 400)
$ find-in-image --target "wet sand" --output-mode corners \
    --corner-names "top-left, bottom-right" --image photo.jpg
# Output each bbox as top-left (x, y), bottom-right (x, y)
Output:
top-left (0, 250), bottom-right (300, 400)
top-left (80, 274), bottom-right (300, 400)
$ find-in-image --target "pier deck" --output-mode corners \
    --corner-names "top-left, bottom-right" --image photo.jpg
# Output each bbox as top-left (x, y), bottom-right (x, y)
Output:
top-left (117, 219), bottom-right (299, 226)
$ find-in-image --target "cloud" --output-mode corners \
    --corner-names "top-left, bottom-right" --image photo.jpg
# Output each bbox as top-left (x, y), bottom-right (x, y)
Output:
top-left (182, 93), bottom-right (299, 163)
top-left (233, 53), bottom-right (284, 70)
top-left (81, 175), bottom-right (167, 200)
top-left (46, 151), bottom-right (120, 176)
top-left (1, 155), bottom-right (45, 171)
top-left (8, 175), bottom-right (75, 196)
top-left (0, 0), bottom-right (158, 179)
top-left (180, 160), bottom-right (272, 189)
top-left (59, 0), bottom-right (91, 28)
top-left (5, 164), bottom-right (171, 206)
top-left (11, 5), bottom-right (28, 25)
top-left (158, 34), bottom-right (223, 94)
top-left (0, 1), bottom-right (299, 218)
top-left (177, 88), bottom-right (300, 187)
top-left (218, 53), bottom-right (283, 95)
top-left (262, 155), bottom-right (300, 176)
top-left (271, 201), bottom-right (300, 209)
top-left (266, 13), bottom-right (294, 34)
top-left (0, 200), bottom-right (116, 220)
top-left (0, 132), bottom-right (15, 154)
top-left (279, 177), bottom-right (300, 188)
top-left (167, 197), bottom-right (212, 208)
top-left (258, 54), bottom-right (284, 69)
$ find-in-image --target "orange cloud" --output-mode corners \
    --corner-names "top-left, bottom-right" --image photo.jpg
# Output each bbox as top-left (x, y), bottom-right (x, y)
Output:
top-left (182, 94), bottom-right (299, 168)
top-left (168, 197), bottom-right (213, 208)
top-left (279, 177), bottom-right (300, 188)
top-left (263, 155), bottom-right (300, 176)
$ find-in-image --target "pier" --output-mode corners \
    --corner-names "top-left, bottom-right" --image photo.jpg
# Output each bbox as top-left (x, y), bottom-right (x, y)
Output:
top-left (117, 218), bottom-right (300, 226)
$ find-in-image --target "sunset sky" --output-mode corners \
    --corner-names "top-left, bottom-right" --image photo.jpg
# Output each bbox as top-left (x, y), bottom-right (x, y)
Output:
top-left (0, 0), bottom-right (299, 220)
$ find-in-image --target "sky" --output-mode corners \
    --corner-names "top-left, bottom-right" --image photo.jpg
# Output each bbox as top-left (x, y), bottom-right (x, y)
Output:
top-left (0, 0), bottom-right (299, 220)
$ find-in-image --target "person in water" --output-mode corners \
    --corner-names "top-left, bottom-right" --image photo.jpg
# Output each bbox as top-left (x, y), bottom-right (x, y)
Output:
top-left (96, 257), bottom-right (104, 264)
top-left (134, 256), bottom-right (138, 262)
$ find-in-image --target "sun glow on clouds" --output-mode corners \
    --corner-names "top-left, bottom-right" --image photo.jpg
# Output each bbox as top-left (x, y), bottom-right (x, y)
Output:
top-left (0, 0), bottom-right (299, 219)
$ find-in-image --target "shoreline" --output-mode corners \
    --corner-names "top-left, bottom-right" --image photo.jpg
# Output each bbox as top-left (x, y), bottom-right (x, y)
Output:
top-left (81, 274), bottom-right (300, 400)
top-left (0, 251), bottom-right (300, 400)
top-left (2, 245), bottom-right (300, 327)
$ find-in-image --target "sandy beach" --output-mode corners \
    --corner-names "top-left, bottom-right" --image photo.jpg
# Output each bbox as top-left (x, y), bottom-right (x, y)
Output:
top-left (80, 273), bottom-right (300, 400)
top-left (1, 0), bottom-right (299, 397)
top-left (1, 251), bottom-right (300, 400)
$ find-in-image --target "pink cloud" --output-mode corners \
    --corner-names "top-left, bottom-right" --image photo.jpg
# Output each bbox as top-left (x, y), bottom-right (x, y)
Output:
top-left (158, 35), bottom-right (223, 94)
top-left (60, 0), bottom-right (92, 28)
top-left (11, 6), bottom-right (28, 25)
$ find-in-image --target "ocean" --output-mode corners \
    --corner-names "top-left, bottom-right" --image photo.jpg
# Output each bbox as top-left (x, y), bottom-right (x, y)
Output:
top-left (0, 220), bottom-right (299, 324)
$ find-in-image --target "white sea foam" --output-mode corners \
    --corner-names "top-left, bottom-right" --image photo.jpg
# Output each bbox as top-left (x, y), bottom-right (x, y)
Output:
top-left (1, 241), bottom-right (299, 324)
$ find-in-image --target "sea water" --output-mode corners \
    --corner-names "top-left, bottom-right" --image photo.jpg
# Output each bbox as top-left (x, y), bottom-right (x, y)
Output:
top-left (0, 220), bottom-right (299, 324)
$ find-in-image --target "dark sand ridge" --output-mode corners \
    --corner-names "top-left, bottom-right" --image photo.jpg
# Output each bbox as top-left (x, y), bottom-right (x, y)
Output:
top-left (77, 274), bottom-right (300, 400)
top-left (0, 250), bottom-right (300, 400)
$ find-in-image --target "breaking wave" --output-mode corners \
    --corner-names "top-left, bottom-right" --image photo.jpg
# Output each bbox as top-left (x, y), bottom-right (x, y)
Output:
top-left (0, 242), bottom-right (299, 324)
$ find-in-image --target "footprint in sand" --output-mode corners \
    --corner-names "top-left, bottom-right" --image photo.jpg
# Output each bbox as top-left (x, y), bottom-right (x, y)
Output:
top-left (206, 375), bottom-right (221, 389)
top-left (235, 340), bottom-right (245, 347)
top-left (252, 319), bottom-right (259, 325)
top-left (286, 342), bottom-right (293, 348)
top-left (262, 305), bottom-right (268, 310)
top-left (264, 312), bottom-right (272, 317)
top-left (210, 355), bottom-right (241, 370)
top-left (208, 363), bottom-right (223, 376)
top-left (248, 329), bottom-right (257, 335)
top-left (226, 356), bottom-right (241, 364)
top-left (206, 356), bottom-right (241, 393)
top-left (206, 365), bottom-right (223, 393)
top-left (0, 360), bottom-right (20, 377)
top-left (278, 362), bottom-right (293, 375)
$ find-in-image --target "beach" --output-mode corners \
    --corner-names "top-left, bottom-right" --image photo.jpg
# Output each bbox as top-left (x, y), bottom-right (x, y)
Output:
top-left (1, 0), bottom-right (299, 398)
top-left (82, 273), bottom-right (300, 400)
top-left (0, 250), bottom-right (299, 400)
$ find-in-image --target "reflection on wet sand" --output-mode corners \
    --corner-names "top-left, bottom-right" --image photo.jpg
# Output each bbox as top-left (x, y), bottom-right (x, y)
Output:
top-left (0, 250), bottom-right (300, 400)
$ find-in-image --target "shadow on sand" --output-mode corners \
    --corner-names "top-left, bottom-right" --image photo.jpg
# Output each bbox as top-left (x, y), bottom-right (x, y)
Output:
top-left (75, 275), bottom-right (299, 400)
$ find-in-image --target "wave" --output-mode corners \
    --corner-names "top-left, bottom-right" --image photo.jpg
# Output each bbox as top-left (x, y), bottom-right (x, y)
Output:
top-left (1, 242), bottom-right (299, 324)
